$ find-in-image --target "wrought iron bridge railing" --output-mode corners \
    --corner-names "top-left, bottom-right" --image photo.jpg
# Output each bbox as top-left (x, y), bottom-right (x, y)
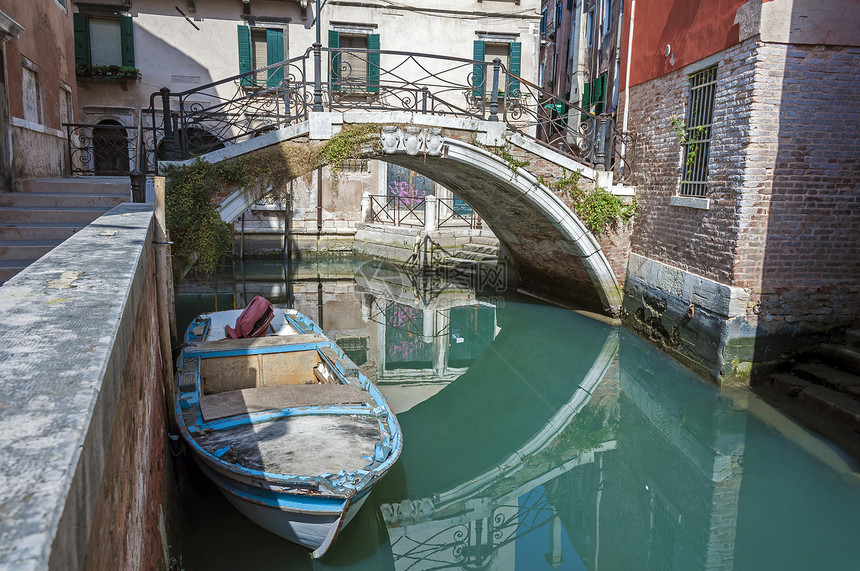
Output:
top-left (368, 194), bottom-right (478, 230)
top-left (141, 46), bottom-right (634, 182)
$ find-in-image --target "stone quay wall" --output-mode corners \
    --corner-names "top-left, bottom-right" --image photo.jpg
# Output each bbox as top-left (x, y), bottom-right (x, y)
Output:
top-left (0, 204), bottom-right (174, 569)
top-left (621, 35), bottom-right (860, 385)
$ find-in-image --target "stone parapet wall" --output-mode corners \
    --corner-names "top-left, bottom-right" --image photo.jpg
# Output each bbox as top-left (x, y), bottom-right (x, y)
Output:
top-left (0, 204), bottom-right (173, 569)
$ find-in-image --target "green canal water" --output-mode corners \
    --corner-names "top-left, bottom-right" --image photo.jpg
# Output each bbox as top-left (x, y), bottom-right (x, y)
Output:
top-left (172, 259), bottom-right (860, 570)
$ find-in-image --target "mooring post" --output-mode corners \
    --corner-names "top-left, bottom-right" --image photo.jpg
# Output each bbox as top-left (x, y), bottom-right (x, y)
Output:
top-left (154, 177), bottom-right (177, 426)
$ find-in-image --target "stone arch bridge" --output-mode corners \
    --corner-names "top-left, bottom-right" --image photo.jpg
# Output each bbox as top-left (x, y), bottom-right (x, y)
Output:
top-left (165, 112), bottom-right (632, 316)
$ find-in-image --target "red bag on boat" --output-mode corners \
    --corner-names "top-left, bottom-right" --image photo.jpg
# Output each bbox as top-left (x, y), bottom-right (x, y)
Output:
top-left (226, 296), bottom-right (275, 339)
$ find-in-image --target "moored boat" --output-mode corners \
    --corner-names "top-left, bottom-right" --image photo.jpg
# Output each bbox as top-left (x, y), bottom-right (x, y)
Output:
top-left (174, 302), bottom-right (402, 558)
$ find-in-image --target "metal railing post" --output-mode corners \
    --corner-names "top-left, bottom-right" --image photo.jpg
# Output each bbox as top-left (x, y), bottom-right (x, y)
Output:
top-left (160, 87), bottom-right (178, 161)
top-left (595, 117), bottom-right (607, 170)
top-left (313, 43), bottom-right (323, 112)
top-left (489, 58), bottom-right (501, 122)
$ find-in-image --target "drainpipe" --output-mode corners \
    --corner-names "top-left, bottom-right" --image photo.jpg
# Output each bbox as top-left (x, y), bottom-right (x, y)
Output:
top-left (621, 0), bottom-right (635, 141)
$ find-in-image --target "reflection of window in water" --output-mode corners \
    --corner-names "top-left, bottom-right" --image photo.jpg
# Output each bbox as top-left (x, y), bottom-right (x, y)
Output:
top-left (336, 336), bottom-right (368, 366)
top-left (385, 303), bottom-right (433, 370)
top-left (448, 305), bottom-right (495, 368)
top-left (386, 164), bottom-right (435, 204)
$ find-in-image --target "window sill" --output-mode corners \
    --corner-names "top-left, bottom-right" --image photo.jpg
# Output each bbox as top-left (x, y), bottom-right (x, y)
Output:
top-left (669, 195), bottom-right (710, 210)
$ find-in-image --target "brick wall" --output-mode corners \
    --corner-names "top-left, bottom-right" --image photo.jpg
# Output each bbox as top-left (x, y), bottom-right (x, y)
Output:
top-left (624, 36), bottom-right (860, 378)
top-left (738, 43), bottom-right (860, 332)
top-left (625, 37), bottom-right (759, 286)
top-left (84, 250), bottom-right (172, 569)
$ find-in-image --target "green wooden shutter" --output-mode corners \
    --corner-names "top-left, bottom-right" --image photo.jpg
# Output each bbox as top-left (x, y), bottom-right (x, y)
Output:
top-left (119, 15), bottom-right (135, 67)
top-left (472, 40), bottom-right (485, 98)
top-left (266, 28), bottom-right (284, 87)
top-left (328, 30), bottom-right (340, 91)
top-left (73, 13), bottom-right (90, 66)
top-left (367, 33), bottom-right (380, 93)
top-left (595, 74), bottom-right (606, 114)
top-left (507, 42), bottom-right (521, 97)
top-left (237, 25), bottom-right (252, 86)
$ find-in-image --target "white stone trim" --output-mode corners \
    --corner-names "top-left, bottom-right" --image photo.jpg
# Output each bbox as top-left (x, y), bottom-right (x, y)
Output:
top-left (10, 117), bottom-right (64, 139)
top-left (669, 195), bottom-right (710, 210)
top-left (626, 253), bottom-right (750, 317)
top-left (610, 185), bottom-right (635, 196)
top-left (0, 10), bottom-right (24, 42)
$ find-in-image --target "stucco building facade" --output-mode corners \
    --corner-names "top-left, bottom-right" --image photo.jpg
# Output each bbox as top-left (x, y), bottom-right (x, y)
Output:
top-left (0, 0), bottom-right (78, 191)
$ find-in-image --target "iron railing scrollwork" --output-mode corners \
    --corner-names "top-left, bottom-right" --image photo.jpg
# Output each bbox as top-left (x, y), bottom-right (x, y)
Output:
top-left (139, 47), bottom-right (634, 179)
top-left (64, 122), bottom-right (140, 176)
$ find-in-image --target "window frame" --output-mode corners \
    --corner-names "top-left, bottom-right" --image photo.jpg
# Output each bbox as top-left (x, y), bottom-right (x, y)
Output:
top-left (678, 64), bottom-right (717, 197)
top-left (73, 13), bottom-right (135, 69)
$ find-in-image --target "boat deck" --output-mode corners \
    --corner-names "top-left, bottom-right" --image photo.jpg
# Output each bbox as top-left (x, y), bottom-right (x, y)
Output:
top-left (193, 414), bottom-right (381, 476)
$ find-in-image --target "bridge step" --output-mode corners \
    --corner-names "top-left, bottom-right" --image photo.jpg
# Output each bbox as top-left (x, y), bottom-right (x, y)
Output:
top-left (0, 260), bottom-right (30, 285)
top-left (0, 192), bottom-right (126, 209)
top-left (463, 243), bottom-right (498, 256)
top-left (16, 177), bottom-right (131, 195)
top-left (0, 222), bottom-right (85, 241)
top-left (0, 240), bottom-right (62, 261)
top-left (0, 207), bottom-right (108, 224)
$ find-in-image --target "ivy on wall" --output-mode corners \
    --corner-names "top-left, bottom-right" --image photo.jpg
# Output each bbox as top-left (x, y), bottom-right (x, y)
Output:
top-left (163, 124), bottom-right (381, 277)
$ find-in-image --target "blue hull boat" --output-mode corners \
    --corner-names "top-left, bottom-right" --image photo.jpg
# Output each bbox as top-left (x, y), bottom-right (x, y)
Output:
top-left (174, 307), bottom-right (402, 558)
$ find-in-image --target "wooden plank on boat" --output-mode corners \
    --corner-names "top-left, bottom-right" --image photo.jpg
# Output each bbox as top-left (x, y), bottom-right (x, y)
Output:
top-left (200, 384), bottom-right (370, 421)
top-left (186, 334), bottom-right (328, 357)
top-left (320, 346), bottom-right (360, 377)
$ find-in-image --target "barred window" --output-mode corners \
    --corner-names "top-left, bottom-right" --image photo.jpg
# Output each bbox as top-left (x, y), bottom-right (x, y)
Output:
top-left (340, 158), bottom-right (369, 173)
top-left (680, 65), bottom-right (717, 197)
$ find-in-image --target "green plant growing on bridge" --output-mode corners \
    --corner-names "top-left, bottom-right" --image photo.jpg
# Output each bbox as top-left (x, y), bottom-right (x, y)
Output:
top-left (163, 142), bottom-right (319, 277)
top-left (163, 125), bottom-right (384, 277)
top-left (545, 170), bottom-right (637, 235)
top-left (317, 123), bottom-right (382, 187)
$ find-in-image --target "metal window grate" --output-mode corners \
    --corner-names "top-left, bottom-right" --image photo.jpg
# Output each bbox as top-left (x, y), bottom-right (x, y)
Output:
top-left (680, 65), bottom-right (717, 197)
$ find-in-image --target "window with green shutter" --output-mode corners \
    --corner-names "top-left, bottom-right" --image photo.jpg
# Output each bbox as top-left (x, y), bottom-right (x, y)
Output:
top-left (238, 25), bottom-right (286, 88)
top-left (329, 31), bottom-right (378, 93)
top-left (328, 30), bottom-right (340, 90)
top-left (472, 40), bottom-right (485, 98)
top-left (507, 42), bottom-right (521, 97)
top-left (73, 13), bottom-right (135, 68)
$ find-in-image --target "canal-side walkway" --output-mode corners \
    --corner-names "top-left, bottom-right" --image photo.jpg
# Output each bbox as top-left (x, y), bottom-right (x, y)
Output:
top-left (0, 204), bottom-right (173, 569)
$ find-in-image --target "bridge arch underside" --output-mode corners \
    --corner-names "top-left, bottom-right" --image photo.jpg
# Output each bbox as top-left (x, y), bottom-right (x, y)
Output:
top-left (380, 147), bottom-right (619, 315)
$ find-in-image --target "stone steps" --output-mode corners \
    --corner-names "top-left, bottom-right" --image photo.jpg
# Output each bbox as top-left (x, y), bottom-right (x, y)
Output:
top-left (768, 373), bottom-right (860, 432)
top-left (847, 329), bottom-right (860, 350)
top-left (463, 243), bottom-right (498, 256)
top-left (0, 177), bottom-right (129, 285)
top-left (0, 260), bottom-right (29, 283)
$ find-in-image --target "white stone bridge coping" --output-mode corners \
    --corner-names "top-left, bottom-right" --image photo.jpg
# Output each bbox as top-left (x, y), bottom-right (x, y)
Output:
top-left (163, 112), bottom-right (625, 315)
top-left (0, 204), bottom-right (170, 569)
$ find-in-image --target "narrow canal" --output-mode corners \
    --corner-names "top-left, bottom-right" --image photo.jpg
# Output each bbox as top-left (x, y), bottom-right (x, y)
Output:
top-left (171, 258), bottom-right (860, 570)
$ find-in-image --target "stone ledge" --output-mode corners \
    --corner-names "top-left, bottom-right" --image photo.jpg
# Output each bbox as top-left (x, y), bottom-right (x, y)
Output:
top-left (0, 204), bottom-right (155, 569)
top-left (669, 195), bottom-right (710, 210)
top-left (626, 253), bottom-right (748, 318)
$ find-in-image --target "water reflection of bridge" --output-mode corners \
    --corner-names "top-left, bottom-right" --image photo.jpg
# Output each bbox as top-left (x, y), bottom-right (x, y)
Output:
top-left (175, 260), bottom-right (751, 570)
